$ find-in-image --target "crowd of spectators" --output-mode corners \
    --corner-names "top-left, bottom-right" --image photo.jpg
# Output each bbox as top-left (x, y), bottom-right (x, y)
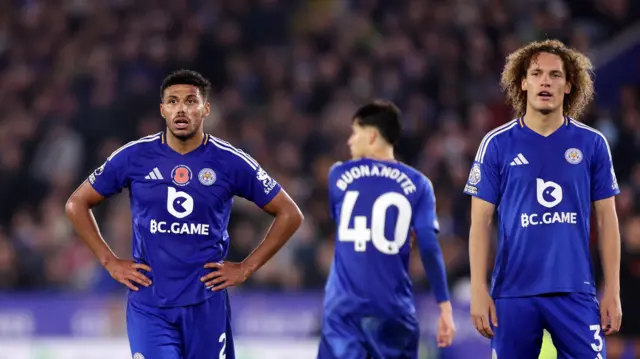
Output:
top-left (0, 0), bottom-right (638, 307)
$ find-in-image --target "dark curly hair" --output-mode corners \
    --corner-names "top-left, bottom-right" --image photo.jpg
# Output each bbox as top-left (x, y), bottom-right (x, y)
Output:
top-left (160, 69), bottom-right (211, 102)
top-left (500, 39), bottom-right (595, 119)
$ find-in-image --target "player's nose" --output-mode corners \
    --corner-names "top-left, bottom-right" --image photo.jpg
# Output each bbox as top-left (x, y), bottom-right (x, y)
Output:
top-left (540, 73), bottom-right (552, 86)
top-left (177, 101), bottom-right (188, 111)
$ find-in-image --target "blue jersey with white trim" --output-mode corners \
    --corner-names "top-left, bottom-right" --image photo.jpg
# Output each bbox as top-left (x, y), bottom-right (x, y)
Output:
top-left (324, 159), bottom-right (440, 318)
top-left (88, 132), bottom-right (281, 307)
top-left (463, 118), bottom-right (619, 298)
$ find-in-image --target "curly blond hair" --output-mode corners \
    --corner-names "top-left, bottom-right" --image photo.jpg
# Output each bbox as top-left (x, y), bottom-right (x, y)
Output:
top-left (500, 39), bottom-right (595, 119)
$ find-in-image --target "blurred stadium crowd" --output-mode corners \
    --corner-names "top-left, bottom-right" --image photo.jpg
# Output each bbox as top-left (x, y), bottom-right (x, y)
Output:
top-left (0, 0), bottom-right (639, 319)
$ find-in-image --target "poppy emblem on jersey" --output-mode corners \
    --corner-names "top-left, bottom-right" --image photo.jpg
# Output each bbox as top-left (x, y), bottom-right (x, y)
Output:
top-left (171, 165), bottom-right (192, 186)
top-left (198, 168), bottom-right (216, 186)
top-left (468, 163), bottom-right (481, 185)
top-left (564, 148), bottom-right (583, 165)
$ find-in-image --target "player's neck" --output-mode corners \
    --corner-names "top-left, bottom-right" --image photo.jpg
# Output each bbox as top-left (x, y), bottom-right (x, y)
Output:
top-left (522, 109), bottom-right (565, 137)
top-left (166, 130), bottom-right (205, 154)
top-left (364, 147), bottom-right (395, 162)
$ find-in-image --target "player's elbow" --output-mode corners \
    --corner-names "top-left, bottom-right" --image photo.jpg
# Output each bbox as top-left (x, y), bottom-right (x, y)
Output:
top-left (285, 204), bottom-right (304, 230)
top-left (64, 190), bottom-right (92, 220)
top-left (415, 228), bottom-right (441, 255)
top-left (65, 182), bottom-right (105, 219)
top-left (470, 197), bottom-right (495, 228)
top-left (267, 190), bottom-right (304, 230)
top-left (64, 195), bottom-right (80, 220)
top-left (278, 198), bottom-right (304, 232)
top-left (594, 197), bottom-right (618, 227)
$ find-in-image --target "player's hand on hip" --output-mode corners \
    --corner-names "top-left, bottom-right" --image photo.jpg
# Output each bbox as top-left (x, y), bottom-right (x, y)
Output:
top-left (436, 302), bottom-right (456, 347)
top-left (600, 290), bottom-right (622, 335)
top-left (202, 261), bottom-right (249, 291)
top-left (470, 287), bottom-right (497, 339)
top-left (105, 258), bottom-right (152, 291)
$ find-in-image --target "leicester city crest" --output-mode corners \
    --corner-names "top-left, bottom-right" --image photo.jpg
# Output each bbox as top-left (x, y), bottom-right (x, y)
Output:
top-left (468, 163), bottom-right (481, 185)
top-left (564, 148), bottom-right (583, 165)
top-left (198, 168), bottom-right (216, 186)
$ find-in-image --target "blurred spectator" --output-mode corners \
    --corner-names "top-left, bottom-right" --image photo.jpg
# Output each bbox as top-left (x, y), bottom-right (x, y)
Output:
top-left (0, 0), bottom-right (638, 315)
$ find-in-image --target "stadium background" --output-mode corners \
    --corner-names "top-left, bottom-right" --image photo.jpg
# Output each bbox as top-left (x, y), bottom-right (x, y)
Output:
top-left (0, 0), bottom-right (639, 358)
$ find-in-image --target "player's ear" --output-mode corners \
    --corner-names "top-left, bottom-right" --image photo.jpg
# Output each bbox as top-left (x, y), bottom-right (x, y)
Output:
top-left (203, 102), bottom-right (211, 117)
top-left (160, 104), bottom-right (165, 118)
top-left (367, 127), bottom-right (377, 145)
top-left (564, 81), bottom-right (571, 94)
top-left (521, 76), bottom-right (527, 91)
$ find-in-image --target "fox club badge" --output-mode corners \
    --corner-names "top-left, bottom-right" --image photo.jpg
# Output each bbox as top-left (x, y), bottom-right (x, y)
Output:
top-left (468, 163), bottom-right (481, 185)
top-left (198, 168), bottom-right (216, 186)
top-left (564, 148), bottom-right (583, 165)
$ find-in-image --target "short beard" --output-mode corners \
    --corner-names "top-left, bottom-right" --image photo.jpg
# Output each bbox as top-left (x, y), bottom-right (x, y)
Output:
top-left (168, 127), bottom-right (198, 141)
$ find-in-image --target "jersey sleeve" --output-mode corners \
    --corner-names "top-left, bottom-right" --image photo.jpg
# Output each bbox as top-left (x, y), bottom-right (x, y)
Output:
top-left (591, 134), bottom-right (620, 201)
top-left (327, 162), bottom-right (343, 220)
top-left (411, 176), bottom-right (440, 233)
top-left (231, 152), bottom-right (282, 208)
top-left (88, 150), bottom-right (130, 197)
top-left (463, 136), bottom-right (501, 205)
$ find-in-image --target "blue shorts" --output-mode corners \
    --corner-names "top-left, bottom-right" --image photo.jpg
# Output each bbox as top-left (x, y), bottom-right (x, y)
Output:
top-left (126, 291), bottom-right (234, 359)
top-left (317, 313), bottom-right (419, 359)
top-left (492, 292), bottom-right (605, 359)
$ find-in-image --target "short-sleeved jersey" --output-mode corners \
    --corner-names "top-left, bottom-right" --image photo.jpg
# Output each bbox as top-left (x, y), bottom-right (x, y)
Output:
top-left (463, 117), bottom-right (619, 298)
top-left (324, 158), bottom-right (440, 318)
top-left (89, 132), bottom-right (281, 307)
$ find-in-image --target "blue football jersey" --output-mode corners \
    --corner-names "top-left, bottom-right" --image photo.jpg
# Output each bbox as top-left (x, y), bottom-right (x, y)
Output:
top-left (463, 117), bottom-right (619, 298)
top-left (324, 158), bottom-right (440, 318)
top-left (89, 132), bottom-right (281, 307)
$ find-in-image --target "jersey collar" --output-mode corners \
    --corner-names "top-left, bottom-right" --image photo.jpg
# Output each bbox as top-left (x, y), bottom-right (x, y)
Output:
top-left (518, 116), bottom-right (569, 128)
top-left (161, 132), bottom-right (208, 155)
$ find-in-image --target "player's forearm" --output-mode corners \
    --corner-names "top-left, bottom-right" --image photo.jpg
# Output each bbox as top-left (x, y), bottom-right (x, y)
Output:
top-left (65, 199), bottom-right (117, 266)
top-left (241, 208), bottom-right (303, 276)
top-left (415, 227), bottom-right (450, 303)
top-left (469, 198), bottom-right (496, 291)
top-left (597, 213), bottom-right (621, 293)
top-left (469, 221), bottom-right (492, 291)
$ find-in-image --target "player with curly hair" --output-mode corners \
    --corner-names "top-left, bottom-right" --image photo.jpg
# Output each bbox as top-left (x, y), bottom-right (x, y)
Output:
top-left (464, 39), bottom-right (622, 358)
top-left (500, 39), bottom-right (595, 119)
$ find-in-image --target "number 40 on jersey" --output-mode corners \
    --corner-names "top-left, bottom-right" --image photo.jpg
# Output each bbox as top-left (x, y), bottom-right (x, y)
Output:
top-left (338, 191), bottom-right (412, 255)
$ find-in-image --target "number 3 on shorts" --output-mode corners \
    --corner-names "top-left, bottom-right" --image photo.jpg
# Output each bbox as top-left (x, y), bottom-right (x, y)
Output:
top-left (219, 333), bottom-right (227, 359)
top-left (589, 324), bottom-right (603, 359)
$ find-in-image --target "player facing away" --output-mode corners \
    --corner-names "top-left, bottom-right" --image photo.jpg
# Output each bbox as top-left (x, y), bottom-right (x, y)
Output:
top-left (65, 69), bottom-right (303, 359)
top-left (318, 101), bottom-right (456, 359)
top-left (464, 39), bottom-right (622, 358)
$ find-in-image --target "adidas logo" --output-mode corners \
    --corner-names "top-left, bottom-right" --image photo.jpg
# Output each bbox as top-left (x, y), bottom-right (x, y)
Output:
top-left (510, 153), bottom-right (529, 166)
top-left (145, 167), bottom-right (164, 180)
